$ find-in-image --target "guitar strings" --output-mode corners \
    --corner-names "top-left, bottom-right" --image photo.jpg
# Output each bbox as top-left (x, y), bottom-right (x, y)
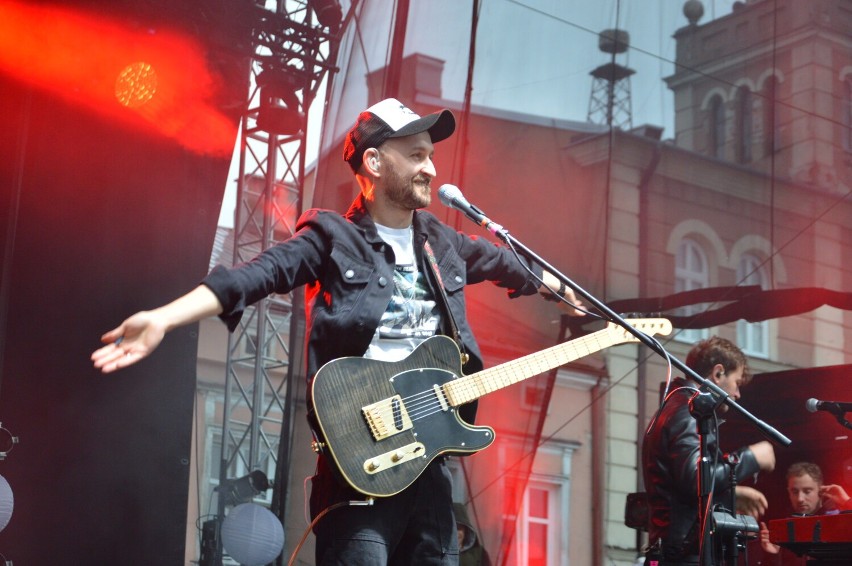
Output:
top-left (369, 336), bottom-right (608, 423)
top-left (367, 320), bottom-right (666, 426)
top-left (370, 349), bottom-right (582, 424)
top-left (369, 357), bottom-right (568, 424)
top-left (370, 387), bottom-right (446, 424)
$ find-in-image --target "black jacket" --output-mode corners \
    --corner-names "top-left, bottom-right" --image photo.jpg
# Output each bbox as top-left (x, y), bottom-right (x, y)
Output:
top-left (203, 193), bottom-right (542, 382)
top-left (642, 377), bottom-right (761, 560)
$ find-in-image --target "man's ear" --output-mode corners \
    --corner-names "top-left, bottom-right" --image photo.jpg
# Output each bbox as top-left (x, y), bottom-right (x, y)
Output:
top-left (363, 148), bottom-right (380, 175)
top-left (711, 363), bottom-right (726, 381)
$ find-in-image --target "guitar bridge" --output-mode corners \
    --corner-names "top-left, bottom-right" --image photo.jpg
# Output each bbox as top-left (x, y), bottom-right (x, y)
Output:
top-left (362, 395), bottom-right (413, 441)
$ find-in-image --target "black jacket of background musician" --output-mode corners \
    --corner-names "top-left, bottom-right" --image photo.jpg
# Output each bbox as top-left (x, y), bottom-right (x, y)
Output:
top-left (642, 376), bottom-right (762, 561)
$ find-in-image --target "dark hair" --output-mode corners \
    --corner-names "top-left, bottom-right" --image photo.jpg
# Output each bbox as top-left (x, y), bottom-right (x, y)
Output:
top-left (685, 336), bottom-right (751, 384)
top-left (787, 462), bottom-right (823, 484)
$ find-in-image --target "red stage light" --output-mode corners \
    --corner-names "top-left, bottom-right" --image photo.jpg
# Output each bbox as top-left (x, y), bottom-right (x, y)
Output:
top-left (0, 0), bottom-right (237, 156)
top-left (115, 62), bottom-right (158, 109)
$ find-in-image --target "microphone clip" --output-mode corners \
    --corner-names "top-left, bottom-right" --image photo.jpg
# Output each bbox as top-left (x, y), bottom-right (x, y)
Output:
top-left (469, 204), bottom-right (505, 236)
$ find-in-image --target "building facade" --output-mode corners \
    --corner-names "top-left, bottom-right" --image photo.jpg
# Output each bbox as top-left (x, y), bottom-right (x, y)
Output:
top-left (188, 1), bottom-right (851, 564)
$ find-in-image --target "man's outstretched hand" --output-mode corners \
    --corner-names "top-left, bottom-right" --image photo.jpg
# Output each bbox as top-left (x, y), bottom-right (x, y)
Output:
top-left (91, 311), bottom-right (168, 373)
top-left (91, 285), bottom-right (224, 374)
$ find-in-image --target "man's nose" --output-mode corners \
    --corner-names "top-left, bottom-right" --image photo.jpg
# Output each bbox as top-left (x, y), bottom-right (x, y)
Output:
top-left (423, 157), bottom-right (437, 178)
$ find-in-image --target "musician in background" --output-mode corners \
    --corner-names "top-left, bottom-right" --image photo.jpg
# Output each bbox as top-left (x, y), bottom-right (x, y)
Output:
top-left (759, 462), bottom-right (852, 557)
top-left (91, 98), bottom-right (583, 565)
top-left (642, 336), bottom-right (776, 565)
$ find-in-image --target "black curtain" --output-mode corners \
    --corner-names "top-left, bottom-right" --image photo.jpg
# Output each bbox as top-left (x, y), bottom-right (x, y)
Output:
top-left (0, 59), bottom-right (235, 563)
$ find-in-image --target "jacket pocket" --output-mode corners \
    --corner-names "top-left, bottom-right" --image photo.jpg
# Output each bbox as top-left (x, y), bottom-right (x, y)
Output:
top-left (437, 248), bottom-right (466, 293)
top-left (327, 246), bottom-right (374, 314)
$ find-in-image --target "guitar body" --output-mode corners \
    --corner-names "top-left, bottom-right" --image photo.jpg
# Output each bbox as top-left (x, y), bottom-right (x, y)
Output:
top-left (310, 335), bottom-right (495, 497)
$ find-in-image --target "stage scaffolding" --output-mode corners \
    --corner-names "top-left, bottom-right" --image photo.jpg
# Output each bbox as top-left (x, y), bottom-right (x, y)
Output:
top-left (206, 1), bottom-right (346, 564)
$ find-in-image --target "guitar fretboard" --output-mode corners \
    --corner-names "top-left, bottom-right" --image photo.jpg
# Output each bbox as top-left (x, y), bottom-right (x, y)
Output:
top-left (443, 328), bottom-right (617, 406)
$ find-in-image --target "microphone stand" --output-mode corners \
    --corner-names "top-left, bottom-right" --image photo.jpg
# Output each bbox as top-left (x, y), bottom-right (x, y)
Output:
top-left (454, 203), bottom-right (791, 565)
top-left (690, 390), bottom-right (720, 566)
top-left (833, 412), bottom-right (852, 431)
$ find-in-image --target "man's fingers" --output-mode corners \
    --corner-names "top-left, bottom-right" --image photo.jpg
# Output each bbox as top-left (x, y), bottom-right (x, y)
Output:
top-left (99, 326), bottom-right (125, 344)
top-left (92, 337), bottom-right (144, 373)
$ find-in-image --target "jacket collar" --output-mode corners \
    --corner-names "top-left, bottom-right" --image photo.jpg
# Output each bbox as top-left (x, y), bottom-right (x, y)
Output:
top-left (344, 193), bottom-right (428, 246)
top-left (345, 193), bottom-right (384, 245)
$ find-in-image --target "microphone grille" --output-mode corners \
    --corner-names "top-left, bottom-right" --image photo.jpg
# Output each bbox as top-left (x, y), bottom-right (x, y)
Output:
top-left (437, 184), bottom-right (461, 207)
top-left (805, 398), bottom-right (819, 413)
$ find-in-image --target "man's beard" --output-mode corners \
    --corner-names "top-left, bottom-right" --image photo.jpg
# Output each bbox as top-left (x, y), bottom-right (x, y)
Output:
top-left (383, 167), bottom-right (431, 210)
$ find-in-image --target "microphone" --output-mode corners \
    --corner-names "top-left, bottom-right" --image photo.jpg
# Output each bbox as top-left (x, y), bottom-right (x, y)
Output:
top-left (806, 398), bottom-right (852, 414)
top-left (437, 184), bottom-right (504, 235)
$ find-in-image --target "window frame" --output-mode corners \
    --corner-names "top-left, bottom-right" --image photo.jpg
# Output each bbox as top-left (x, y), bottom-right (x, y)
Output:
top-left (736, 253), bottom-right (770, 358)
top-left (674, 238), bottom-right (710, 343)
top-left (709, 95), bottom-right (726, 158)
top-left (736, 85), bottom-right (753, 163)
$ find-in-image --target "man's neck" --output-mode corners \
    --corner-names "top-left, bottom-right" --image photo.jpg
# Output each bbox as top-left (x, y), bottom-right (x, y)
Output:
top-left (364, 195), bottom-right (414, 229)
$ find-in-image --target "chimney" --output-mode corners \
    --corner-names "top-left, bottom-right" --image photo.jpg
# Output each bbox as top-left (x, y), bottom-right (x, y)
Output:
top-left (366, 53), bottom-right (445, 103)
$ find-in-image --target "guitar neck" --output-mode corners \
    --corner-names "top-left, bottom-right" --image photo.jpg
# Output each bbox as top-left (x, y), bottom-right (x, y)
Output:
top-left (443, 327), bottom-right (617, 407)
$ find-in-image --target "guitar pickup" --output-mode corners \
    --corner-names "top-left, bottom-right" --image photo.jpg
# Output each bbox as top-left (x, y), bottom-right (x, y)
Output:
top-left (362, 395), bottom-right (413, 441)
top-left (363, 442), bottom-right (426, 474)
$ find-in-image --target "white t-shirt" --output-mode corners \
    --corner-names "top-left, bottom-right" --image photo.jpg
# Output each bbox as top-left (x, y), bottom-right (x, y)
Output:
top-left (363, 224), bottom-right (441, 362)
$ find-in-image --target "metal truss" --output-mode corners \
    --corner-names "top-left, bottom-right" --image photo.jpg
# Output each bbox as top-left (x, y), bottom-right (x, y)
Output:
top-left (210, 1), bottom-right (343, 563)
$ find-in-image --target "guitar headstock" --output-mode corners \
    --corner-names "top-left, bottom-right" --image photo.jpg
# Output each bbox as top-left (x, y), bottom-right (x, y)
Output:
top-left (606, 317), bottom-right (673, 343)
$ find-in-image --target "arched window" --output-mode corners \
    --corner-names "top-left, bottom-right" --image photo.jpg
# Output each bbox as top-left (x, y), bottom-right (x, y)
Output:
top-left (763, 76), bottom-right (779, 156)
top-left (709, 95), bottom-right (725, 158)
top-left (736, 253), bottom-right (769, 357)
top-left (736, 86), bottom-right (753, 163)
top-left (675, 238), bottom-right (710, 343)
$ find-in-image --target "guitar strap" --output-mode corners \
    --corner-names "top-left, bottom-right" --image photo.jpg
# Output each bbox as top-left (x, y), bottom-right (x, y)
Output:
top-left (422, 240), bottom-right (470, 365)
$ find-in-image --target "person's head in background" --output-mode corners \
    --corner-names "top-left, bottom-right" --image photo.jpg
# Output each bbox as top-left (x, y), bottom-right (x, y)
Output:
top-left (786, 462), bottom-right (823, 515)
top-left (685, 336), bottom-right (751, 412)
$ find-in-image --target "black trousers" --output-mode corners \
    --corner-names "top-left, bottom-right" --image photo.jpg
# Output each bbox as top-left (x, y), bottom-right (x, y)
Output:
top-left (311, 457), bottom-right (459, 566)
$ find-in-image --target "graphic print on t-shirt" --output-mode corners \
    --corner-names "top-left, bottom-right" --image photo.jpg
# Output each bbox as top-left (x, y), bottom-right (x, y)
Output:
top-left (378, 264), bottom-right (439, 339)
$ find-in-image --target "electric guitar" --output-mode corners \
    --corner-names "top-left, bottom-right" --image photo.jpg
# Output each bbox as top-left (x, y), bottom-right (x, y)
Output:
top-left (310, 317), bottom-right (672, 497)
